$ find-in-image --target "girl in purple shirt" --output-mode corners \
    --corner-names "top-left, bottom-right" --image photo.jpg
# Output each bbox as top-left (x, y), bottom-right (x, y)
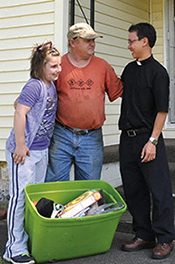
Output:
top-left (4, 41), bottom-right (61, 264)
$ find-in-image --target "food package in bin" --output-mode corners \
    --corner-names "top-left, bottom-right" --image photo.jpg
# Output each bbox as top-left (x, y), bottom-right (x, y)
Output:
top-left (59, 190), bottom-right (102, 218)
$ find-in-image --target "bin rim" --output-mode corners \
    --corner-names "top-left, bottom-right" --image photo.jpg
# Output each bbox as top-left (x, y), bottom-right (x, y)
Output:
top-left (25, 180), bottom-right (127, 223)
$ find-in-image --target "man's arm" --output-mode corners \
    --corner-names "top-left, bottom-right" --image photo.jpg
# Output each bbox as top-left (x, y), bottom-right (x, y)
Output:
top-left (141, 111), bottom-right (167, 163)
top-left (105, 65), bottom-right (123, 101)
top-left (13, 103), bottom-right (31, 165)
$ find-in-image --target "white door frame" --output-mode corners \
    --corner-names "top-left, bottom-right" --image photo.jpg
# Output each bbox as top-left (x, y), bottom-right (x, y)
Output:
top-left (54, 0), bottom-right (69, 56)
top-left (164, 0), bottom-right (175, 123)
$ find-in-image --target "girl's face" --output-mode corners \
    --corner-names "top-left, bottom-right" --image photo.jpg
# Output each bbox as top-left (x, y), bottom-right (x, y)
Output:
top-left (42, 55), bottom-right (61, 86)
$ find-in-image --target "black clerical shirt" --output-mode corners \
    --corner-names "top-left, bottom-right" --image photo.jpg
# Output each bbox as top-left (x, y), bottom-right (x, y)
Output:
top-left (119, 55), bottom-right (169, 131)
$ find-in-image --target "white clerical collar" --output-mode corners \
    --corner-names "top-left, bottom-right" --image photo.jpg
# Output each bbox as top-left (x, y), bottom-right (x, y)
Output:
top-left (136, 60), bottom-right (142, 66)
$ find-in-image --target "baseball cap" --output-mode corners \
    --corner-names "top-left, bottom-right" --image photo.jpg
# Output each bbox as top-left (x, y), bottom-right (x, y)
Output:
top-left (67, 22), bottom-right (103, 40)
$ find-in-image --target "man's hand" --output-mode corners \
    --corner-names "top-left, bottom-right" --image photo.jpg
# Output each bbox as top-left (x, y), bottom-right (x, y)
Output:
top-left (141, 141), bottom-right (156, 163)
top-left (13, 145), bottom-right (30, 165)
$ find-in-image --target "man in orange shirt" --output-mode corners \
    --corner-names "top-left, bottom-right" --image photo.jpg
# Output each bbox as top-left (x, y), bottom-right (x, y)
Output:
top-left (45, 23), bottom-right (123, 182)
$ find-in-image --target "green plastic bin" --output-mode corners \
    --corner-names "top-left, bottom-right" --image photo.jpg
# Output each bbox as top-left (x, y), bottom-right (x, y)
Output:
top-left (25, 180), bottom-right (127, 263)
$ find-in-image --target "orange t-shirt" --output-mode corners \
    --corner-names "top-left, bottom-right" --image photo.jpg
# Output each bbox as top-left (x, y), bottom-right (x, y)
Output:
top-left (55, 54), bottom-right (123, 130)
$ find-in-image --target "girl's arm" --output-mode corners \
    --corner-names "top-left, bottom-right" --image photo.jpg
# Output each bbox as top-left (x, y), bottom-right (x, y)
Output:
top-left (13, 103), bottom-right (31, 165)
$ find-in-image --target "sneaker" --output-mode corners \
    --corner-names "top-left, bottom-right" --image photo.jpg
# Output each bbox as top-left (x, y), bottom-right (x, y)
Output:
top-left (3, 253), bottom-right (35, 264)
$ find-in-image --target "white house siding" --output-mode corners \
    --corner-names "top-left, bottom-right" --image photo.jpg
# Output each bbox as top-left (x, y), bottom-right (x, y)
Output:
top-left (151, 0), bottom-right (164, 63)
top-left (151, 0), bottom-right (175, 138)
top-left (73, 0), bottom-right (150, 145)
top-left (0, 0), bottom-right (64, 161)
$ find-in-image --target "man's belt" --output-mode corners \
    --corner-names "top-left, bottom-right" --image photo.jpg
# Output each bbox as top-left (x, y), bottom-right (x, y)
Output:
top-left (126, 127), bottom-right (150, 137)
top-left (57, 121), bottom-right (94, 136)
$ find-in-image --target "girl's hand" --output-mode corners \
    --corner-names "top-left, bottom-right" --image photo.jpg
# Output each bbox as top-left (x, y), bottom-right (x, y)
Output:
top-left (13, 145), bottom-right (30, 165)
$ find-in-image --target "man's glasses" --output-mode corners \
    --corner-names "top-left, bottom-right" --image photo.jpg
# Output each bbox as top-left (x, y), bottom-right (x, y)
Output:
top-left (128, 39), bottom-right (139, 45)
top-left (128, 38), bottom-right (143, 45)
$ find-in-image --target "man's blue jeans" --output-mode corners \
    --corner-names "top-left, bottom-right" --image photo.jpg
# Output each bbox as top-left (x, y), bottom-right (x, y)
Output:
top-left (45, 121), bottom-right (103, 182)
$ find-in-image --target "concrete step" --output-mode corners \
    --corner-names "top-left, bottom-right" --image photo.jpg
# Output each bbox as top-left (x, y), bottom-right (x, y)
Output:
top-left (164, 139), bottom-right (175, 163)
top-left (165, 139), bottom-right (175, 193)
top-left (103, 139), bottom-right (175, 164)
top-left (169, 162), bottom-right (175, 195)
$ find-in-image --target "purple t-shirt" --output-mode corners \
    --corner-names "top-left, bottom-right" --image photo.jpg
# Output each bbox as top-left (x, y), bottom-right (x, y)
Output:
top-left (18, 79), bottom-right (57, 150)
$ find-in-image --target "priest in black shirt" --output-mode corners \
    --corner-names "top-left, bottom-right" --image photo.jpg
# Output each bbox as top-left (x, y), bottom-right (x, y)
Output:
top-left (119, 22), bottom-right (174, 260)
